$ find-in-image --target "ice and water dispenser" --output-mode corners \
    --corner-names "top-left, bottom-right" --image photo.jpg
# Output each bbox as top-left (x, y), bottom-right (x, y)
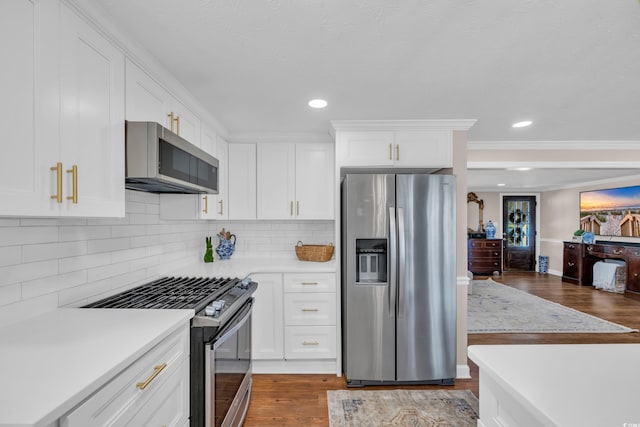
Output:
top-left (356, 238), bottom-right (387, 284)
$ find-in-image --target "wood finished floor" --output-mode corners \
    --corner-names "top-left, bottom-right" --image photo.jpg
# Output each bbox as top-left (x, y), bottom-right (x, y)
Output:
top-left (243, 272), bottom-right (640, 426)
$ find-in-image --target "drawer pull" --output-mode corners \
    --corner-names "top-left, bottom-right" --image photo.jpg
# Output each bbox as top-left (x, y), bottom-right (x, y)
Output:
top-left (302, 341), bottom-right (319, 346)
top-left (568, 244), bottom-right (575, 249)
top-left (302, 308), bottom-right (319, 312)
top-left (568, 262), bottom-right (575, 267)
top-left (587, 246), bottom-right (594, 252)
top-left (635, 273), bottom-right (639, 278)
top-left (301, 282), bottom-right (318, 286)
top-left (613, 249), bottom-right (623, 255)
top-left (136, 363), bottom-right (167, 390)
top-left (494, 252), bottom-right (499, 256)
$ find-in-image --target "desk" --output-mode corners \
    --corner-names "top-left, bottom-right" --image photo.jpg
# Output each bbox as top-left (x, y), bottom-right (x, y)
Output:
top-left (469, 344), bottom-right (640, 427)
top-left (562, 241), bottom-right (640, 294)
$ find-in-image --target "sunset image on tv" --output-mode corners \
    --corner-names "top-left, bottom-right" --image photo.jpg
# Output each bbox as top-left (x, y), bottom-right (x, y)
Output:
top-left (579, 185), bottom-right (640, 237)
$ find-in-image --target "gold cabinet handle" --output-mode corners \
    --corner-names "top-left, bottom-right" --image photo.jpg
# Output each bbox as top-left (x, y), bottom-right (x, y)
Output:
top-left (396, 144), bottom-right (400, 161)
top-left (296, 201), bottom-right (300, 216)
top-left (301, 308), bottom-right (319, 312)
top-left (66, 165), bottom-right (78, 204)
top-left (302, 341), bottom-right (319, 346)
top-left (50, 162), bottom-right (63, 203)
top-left (218, 199), bottom-right (224, 216)
top-left (168, 112), bottom-right (180, 134)
top-left (389, 143), bottom-right (392, 160)
top-left (301, 282), bottom-right (318, 286)
top-left (568, 262), bottom-right (575, 267)
top-left (290, 201), bottom-right (294, 217)
top-left (202, 196), bottom-right (208, 214)
top-left (613, 249), bottom-right (623, 255)
top-left (136, 363), bottom-right (167, 390)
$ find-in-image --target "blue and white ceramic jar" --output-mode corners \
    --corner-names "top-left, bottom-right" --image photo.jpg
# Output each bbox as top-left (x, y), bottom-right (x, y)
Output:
top-left (485, 220), bottom-right (496, 239)
top-left (215, 234), bottom-right (236, 260)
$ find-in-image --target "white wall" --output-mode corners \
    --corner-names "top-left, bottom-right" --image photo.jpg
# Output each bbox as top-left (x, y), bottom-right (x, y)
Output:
top-left (0, 190), bottom-right (333, 326)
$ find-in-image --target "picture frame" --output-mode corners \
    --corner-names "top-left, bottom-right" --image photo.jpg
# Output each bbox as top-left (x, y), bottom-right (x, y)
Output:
top-left (572, 236), bottom-right (583, 242)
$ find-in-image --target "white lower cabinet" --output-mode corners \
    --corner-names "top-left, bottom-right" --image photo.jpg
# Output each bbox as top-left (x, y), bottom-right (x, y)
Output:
top-left (251, 273), bottom-right (284, 360)
top-left (284, 326), bottom-right (337, 360)
top-left (60, 325), bottom-right (189, 427)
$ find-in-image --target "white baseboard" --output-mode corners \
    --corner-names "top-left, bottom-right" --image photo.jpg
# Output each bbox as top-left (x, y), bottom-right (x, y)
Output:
top-left (457, 363), bottom-right (471, 379)
top-left (253, 359), bottom-right (337, 374)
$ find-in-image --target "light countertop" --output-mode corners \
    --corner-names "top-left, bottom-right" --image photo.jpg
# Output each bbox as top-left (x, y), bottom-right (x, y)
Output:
top-left (170, 256), bottom-right (337, 278)
top-left (0, 308), bottom-right (193, 427)
top-left (468, 344), bottom-right (640, 426)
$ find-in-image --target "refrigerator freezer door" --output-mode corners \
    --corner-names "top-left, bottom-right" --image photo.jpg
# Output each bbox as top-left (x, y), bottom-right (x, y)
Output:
top-left (395, 174), bottom-right (457, 382)
top-left (342, 174), bottom-right (396, 382)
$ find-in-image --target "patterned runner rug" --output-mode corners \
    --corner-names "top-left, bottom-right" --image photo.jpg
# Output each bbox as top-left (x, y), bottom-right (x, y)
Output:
top-left (327, 389), bottom-right (479, 427)
top-left (468, 278), bottom-right (637, 333)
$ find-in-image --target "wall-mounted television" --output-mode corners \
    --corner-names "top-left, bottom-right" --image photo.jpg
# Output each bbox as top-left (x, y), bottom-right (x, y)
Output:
top-left (579, 185), bottom-right (640, 237)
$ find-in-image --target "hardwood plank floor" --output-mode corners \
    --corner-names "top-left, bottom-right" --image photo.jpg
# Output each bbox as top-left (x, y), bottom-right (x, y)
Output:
top-left (243, 272), bottom-right (640, 426)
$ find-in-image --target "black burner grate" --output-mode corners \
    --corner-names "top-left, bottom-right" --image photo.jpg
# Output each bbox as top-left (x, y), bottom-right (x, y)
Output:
top-left (84, 276), bottom-right (239, 312)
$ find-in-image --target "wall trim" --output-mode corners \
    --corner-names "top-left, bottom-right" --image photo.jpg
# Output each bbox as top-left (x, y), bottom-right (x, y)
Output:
top-left (330, 119), bottom-right (477, 136)
top-left (469, 140), bottom-right (640, 150)
top-left (457, 364), bottom-right (471, 379)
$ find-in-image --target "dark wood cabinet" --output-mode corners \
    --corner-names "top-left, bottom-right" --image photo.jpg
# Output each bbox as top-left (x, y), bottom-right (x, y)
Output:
top-left (468, 239), bottom-right (503, 274)
top-left (562, 242), bottom-right (586, 285)
top-left (562, 241), bottom-right (640, 294)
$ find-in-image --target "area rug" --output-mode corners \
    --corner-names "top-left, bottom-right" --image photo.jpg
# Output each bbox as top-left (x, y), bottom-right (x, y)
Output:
top-left (327, 389), bottom-right (479, 427)
top-left (468, 279), bottom-right (637, 333)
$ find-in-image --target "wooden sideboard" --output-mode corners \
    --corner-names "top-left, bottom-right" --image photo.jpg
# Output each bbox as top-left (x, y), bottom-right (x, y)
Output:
top-left (562, 241), bottom-right (640, 294)
top-left (468, 238), bottom-right (503, 274)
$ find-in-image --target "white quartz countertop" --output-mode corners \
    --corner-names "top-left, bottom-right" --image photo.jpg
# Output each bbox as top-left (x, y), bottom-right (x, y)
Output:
top-left (170, 256), bottom-right (337, 278)
top-left (468, 344), bottom-right (640, 426)
top-left (0, 308), bottom-right (193, 427)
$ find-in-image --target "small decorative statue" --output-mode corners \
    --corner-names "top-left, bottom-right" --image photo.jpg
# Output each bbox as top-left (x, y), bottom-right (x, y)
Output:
top-left (204, 236), bottom-right (214, 263)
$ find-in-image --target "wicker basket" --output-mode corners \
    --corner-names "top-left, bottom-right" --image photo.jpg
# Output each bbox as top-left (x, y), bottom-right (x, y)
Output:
top-left (295, 241), bottom-right (334, 262)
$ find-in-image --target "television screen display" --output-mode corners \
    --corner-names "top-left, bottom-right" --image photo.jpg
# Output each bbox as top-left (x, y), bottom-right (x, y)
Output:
top-left (579, 185), bottom-right (640, 237)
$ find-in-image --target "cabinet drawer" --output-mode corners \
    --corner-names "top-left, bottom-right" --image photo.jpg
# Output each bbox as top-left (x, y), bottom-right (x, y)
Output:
top-left (284, 273), bottom-right (336, 293)
top-left (468, 248), bottom-right (502, 259)
top-left (61, 325), bottom-right (189, 426)
top-left (585, 244), bottom-right (626, 258)
top-left (284, 326), bottom-right (337, 359)
top-left (284, 293), bottom-right (336, 326)
top-left (468, 260), bottom-right (501, 270)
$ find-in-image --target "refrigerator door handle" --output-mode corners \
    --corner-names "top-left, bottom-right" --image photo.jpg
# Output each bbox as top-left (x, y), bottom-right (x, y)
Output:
top-left (388, 206), bottom-right (397, 318)
top-left (397, 207), bottom-right (405, 318)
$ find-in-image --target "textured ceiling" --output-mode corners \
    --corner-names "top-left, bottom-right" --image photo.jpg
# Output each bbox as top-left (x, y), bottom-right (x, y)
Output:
top-left (90, 0), bottom-right (640, 142)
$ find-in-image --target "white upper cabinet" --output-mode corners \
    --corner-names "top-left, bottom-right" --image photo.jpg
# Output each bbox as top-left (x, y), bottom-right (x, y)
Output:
top-left (337, 130), bottom-right (452, 168)
top-left (256, 144), bottom-right (296, 219)
top-left (257, 143), bottom-right (334, 220)
top-left (0, 0), bottom-right (51, 216)
top-left (125, 59), bottom-right (171, 125)
top-left (295, 143), bottom-right (334, 219)
top-left (393, 130), bottom-right (452, 167)
top-left (337, 131), bottom-right (395, 167)
top-left (228, 143), bottom-right (257, 220)
top-left (214, 135), bottom-right (229, 220)
top-left (125, 60), bottom-right (200, 147)
top-left (57, 3), bottom-right (125, 217)
top-left (0, 0), bottom-right (125, 217)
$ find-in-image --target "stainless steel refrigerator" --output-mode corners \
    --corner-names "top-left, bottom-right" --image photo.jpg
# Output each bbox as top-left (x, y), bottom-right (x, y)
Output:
top-left (341, 173), bottom-right (456, 386)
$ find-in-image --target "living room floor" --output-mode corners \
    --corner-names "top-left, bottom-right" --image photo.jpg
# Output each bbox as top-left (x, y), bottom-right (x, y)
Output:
top-left (243, 272), bottom-right (640, 426)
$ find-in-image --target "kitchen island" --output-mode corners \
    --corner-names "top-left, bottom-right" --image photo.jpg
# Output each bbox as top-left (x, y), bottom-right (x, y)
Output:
top-left (468, 344), bottom-right (640, 427)
top-left (0, 308), bottom-right (193, 427)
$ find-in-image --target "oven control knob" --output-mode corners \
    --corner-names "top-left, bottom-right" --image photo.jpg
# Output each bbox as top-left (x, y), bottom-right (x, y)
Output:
top-left (240, 277), bottom-right (252, 288)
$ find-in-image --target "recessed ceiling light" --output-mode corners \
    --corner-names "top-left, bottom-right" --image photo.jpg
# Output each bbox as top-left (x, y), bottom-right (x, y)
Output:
top-left (308, 99), bottom-right (327, 108)
top-left (512, 120), bottom-right (532, 128)
top-left (497, 183), bottom-right (506, 187)
top-left (508, 167), bottom-right (532, 171)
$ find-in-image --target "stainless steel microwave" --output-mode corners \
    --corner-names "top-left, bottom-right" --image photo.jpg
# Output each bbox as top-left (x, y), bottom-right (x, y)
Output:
top-left (125, 121), bottom-right (219, 194)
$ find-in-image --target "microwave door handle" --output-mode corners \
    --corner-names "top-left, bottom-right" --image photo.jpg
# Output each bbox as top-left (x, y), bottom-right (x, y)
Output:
top-left (389, 206), bottom-right (397, 318)
top-left (397, 207), bottom-right (405, 319)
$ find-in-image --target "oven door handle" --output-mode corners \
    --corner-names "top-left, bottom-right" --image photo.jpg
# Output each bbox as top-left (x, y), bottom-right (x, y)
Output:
top-left (212, 300), bottom-right (252, 351)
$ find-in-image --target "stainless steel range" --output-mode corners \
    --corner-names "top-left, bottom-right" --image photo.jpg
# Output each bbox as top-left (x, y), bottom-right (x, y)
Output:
top-left (84, 276), bottom-right (257, 427)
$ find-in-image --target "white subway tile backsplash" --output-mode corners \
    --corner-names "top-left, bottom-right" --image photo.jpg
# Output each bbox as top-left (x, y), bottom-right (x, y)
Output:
top-left (23, 241), bottom-right (87, 263)
top-left (0, 260), bottom-right (59, 287)
top-left (0, 246), bottom-right (21, 267)
top-left (0, 226), bottom-right (59, 246)
top-left (59, 253), bottom-right (111, 274)
top-left (0, 190), bottom-right (334, 326)
top-left (88, 238), bottom-right (130, 254)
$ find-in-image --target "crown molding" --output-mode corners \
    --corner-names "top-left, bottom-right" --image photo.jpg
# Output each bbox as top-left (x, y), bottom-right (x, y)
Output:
top-left (469, 140), bottom-right (640, 150)
top-left (228, 132), bottom-right (333, 144)
top-left (329, 119), bottom-right (477, 135)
